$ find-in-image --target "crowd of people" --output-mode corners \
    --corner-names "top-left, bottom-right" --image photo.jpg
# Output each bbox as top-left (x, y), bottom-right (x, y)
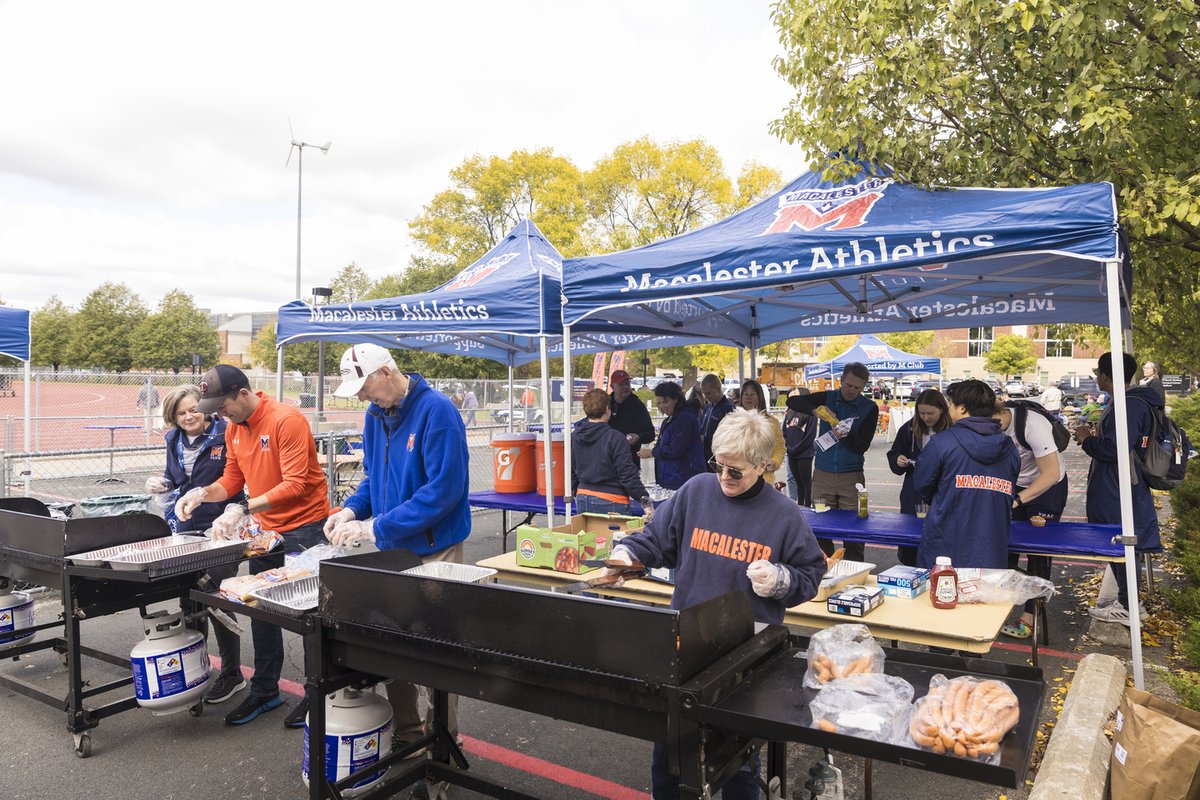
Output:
top-left (134, 350), bottom-right (1164, 799)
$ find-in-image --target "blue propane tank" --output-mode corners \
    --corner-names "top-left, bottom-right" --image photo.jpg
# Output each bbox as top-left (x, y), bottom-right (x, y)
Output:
top-left (303, 687), bottom-right (393, 796)
top-left (129, 609), bottom-right (210, 715)
top-left (0, 585), bottom-right (34, 648)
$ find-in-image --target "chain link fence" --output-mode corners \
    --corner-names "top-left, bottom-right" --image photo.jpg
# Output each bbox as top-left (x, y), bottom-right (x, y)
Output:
top-left (0, 369), bottom-right (602, 508)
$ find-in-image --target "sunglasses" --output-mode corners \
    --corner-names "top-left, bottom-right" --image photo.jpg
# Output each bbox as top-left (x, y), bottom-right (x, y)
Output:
top-left (709, 459), bottom-right (755, 480)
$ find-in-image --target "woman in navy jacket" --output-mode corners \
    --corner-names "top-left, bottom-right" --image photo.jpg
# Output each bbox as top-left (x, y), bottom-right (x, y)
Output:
top-left (641, 382), bottom-right (706, 490)
top-left (144, 384), bottom-right (246, 705)
top-left (886, 388), bottom-right (951, 565)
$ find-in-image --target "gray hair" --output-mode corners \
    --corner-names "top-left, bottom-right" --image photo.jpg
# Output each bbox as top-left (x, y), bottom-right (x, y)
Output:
top-left (711, 408), bottom-right (776, 466)
top-left (161, 384), bottom-right (202, 428)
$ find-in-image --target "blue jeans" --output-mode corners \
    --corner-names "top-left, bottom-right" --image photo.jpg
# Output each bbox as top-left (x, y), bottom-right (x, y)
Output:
top-left (651, 742), bottom-right (760, 799)
top-left (248, 519), bottom-right (327, 698)
top-left (575, 494), bottom-right (631, 515)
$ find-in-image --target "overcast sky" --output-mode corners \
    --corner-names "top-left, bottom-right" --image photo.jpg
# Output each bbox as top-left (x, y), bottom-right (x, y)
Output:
top-left (0, 0), bottom-right (801, 315)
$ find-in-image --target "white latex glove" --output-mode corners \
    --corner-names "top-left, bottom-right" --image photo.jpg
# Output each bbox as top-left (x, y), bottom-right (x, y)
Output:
top-left (323, 508), bottom-right (356, 538)
top-left (608, 545), bottom-right (634, 567)
top-left (144, 476), bottom-right (173, 494)
top-left (747, 559), bottom-right (791, 599)
top-left (329, 519), bottom-right (374, 548)
top-left (174, 487), bottom-right (209, 521)
top-left (209, 505), bottom-right (247, 541)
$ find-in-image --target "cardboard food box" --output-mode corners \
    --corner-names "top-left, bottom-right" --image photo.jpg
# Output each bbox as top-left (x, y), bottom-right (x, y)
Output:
top-left (826, 585), bottom-right (885, 617)
top-left (515, 513), bottom-right (644, 574)
top-left (877, 565), bottom-right (930, 599)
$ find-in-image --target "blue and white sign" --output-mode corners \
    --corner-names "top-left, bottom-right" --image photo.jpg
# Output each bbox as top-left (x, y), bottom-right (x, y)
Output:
top-left (804, 334), bottom-right (941, 379)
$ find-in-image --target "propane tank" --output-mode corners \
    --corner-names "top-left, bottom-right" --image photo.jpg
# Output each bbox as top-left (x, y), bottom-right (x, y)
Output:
top-left (302, 687), bottom-right (394, 796)
top-left (129, 609), bottom-right (210, 715)
top-left (0, 584), bottom-right (35, 648)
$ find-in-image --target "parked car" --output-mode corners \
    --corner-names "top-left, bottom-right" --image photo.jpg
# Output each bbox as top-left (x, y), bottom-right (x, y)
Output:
top-left (1004, 380), bottom-right (1027, 398)
top-left (908, 380), bottom-right (942, 401)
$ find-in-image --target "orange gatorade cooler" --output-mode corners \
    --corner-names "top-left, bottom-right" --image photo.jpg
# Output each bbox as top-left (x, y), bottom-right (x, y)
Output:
top-left (491, 433), bottom-right (536, 493)
top-left (536, 433), bottom-right (566, 497)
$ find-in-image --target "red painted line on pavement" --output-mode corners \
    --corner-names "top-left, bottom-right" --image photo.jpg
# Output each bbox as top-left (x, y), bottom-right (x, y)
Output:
top-left (210, 657), bottom-right (650, 799)
top-left (461, 734), bottom-right (650, 800)
top-left (990, 641), bottom-right (1083, 661)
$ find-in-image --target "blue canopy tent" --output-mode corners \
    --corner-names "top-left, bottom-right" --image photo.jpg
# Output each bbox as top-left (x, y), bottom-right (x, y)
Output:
top-left (803, 334), bottom-right (941, 381)
top-left (560, 161), bottom-right (1150, 685)
top-left (0, 306), bottom-right (32, 488)
top-left (276, 220), bottom-right (714, 522)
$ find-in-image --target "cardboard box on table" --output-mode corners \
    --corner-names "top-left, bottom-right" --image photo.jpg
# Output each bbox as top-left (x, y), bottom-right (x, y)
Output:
top-left (515, 513), bottom-right (645, 574)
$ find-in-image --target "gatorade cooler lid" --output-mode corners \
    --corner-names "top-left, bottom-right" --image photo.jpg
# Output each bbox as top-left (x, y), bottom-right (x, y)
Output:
top-left (493, 433), bottom-right (536, 442)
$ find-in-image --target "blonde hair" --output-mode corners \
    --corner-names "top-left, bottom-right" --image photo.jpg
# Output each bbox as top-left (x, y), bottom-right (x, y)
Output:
top-left (161, 384), bottom-right (202, 429)
top-left (711, 408), bottom-right (775, 466)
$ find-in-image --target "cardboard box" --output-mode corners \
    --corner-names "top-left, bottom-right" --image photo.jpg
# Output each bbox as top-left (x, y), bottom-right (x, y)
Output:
top-left (879, 581), bottom-right (928, 600)
top-left (826, 585), bottom-right (885, 617)
top-left (877, 565), bottom-right (929, 589)
top-left (646, 566), bottom-right (676, 585)
top-left (515, 513), bottom-right (644, 573)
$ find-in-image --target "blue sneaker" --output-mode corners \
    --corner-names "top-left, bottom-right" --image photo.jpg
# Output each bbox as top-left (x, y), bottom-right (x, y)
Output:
top-left (224, 693), bottom-right (283, 725)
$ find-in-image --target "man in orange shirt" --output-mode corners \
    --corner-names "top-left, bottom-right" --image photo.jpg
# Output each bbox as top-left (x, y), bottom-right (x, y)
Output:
top-left (175, 365), bottom-right (330, 728)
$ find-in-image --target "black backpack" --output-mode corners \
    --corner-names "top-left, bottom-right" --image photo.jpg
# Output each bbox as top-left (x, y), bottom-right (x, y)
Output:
top-left (1007, 400), bottom-right (1071, 453)
top-left (1131, 397), bottom-right (1192, 490)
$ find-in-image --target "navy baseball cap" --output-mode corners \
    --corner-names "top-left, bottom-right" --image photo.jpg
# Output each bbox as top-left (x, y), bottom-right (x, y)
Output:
top-left (196, 365), bottom-right (251, 414)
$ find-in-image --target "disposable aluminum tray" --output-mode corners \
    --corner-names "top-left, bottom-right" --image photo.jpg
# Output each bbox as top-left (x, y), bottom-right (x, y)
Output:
top-left (814, 560), bottom-right (875, 601)
top-left (107, 539), bottom-right (244, 578)
top-left (67, 535), bottom-right (209, 567)
top-left (248, 575), bottom-right (319, 618)
top-left (400, 561), bottom-right (496, 583)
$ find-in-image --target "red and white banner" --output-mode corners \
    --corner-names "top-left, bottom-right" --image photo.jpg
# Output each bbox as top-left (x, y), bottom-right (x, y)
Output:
top-left (591, 353), bottom-right (607, 389)
top-left (609, 350), bottom-right (627, 377)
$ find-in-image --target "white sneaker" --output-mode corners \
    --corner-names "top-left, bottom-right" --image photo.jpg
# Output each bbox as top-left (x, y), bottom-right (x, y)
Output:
top-left (1089, 602), bottom-right (1131, 626)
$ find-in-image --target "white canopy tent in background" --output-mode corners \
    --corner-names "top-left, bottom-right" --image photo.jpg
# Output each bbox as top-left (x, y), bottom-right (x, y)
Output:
top-left (560, 162), bottom-right (1149, 686)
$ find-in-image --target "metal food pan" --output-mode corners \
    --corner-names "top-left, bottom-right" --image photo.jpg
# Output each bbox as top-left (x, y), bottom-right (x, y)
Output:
top-left (249, 575), bottom-right (319, 618)
top-left (814, 560), bottom-right (875, 601)
top-left (108, 539), bottom-right (244, 578)
top-left (401, 561), bottom-right (497, 583)
top-left (68, 535), bottom-right (209, 567)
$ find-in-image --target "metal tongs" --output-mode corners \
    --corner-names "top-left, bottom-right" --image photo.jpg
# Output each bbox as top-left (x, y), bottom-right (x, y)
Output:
top-left (558, 559), bottom-right (647, 594)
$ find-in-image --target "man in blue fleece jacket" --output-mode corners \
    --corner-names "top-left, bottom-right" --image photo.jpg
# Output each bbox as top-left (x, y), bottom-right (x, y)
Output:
top-left (608, 408), bottom-right (826, 800)
top-left (324, 343), bottom-right (470, 767)
top-left (912, 379), bottom-right (1020, 569)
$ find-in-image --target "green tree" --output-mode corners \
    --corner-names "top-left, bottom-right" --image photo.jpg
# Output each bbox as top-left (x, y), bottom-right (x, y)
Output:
top-left (247, 324), bottom-right (340, 375)
top-left (130, 290), bottom-right (221, 373)
top-left (67, 282), bottom-right (147, 371)
top-left (30, 296), bottom-right (74, 371)
top-left (410, 148), bottom-right (587, 264)
top-left (770, 0), bottom-right (1200, 371)
top-left (726, 162), bottom-right (786, 215)
top-left (585, 137), bottom-right (733, 252)
top-left (328, 262), bottom-right (374, 303)
top-left (880, 331), bottom-right (936, 356)
top-left (686, 344), bottom-right (739, 376)
top-left (368, 256), bottom-right (461, 300)
top-left (984, 334), bottom-right (1038, 380)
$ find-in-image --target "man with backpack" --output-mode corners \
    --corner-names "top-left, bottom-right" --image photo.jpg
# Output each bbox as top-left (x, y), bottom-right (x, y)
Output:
top-left (994, 399), bottom-right (1069, 638)
top-left (1075, 352), bottom-right (1161, 625)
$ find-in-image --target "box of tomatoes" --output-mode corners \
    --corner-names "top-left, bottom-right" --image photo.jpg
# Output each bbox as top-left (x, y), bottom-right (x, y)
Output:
top-left (515, 513), bottom-right (644, 573)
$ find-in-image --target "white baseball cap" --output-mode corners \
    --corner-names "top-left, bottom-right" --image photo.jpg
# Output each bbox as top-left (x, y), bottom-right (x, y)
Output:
top-left (334, 344), bottom-right (397, 398)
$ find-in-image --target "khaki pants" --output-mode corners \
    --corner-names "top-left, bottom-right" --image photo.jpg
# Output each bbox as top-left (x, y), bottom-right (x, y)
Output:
top-left (811, 468), bottom-right (865, 561)
top-left (386, 541), bottom-right (463, 741)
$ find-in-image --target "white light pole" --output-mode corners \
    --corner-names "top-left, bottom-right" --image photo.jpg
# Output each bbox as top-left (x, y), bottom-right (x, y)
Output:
top-left (277, 133), bottom-right (331, 400)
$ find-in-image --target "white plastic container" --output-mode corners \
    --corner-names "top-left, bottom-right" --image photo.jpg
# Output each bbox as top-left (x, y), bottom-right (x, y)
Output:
top-left (0, 586), bottom-right (34, 648)
top-left (303, 687), bottom-right (393, 796)
top-left (129, 610), bottom-right (210, 715)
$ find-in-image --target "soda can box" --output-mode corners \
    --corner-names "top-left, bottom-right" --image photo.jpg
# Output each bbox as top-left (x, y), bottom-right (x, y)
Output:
top-left (879, 581), bottom-right (928, 600)
top-left (826, 585), bottom-right (885, 617)
top-left (646, 566), bottom-right (676, 585)
top-left (877, 565), bottom-right (930, 590)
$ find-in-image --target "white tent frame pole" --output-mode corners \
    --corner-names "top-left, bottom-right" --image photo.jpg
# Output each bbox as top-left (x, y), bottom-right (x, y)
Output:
top-left (1106, 259), bottom-right (1143, 689)
top-left (23, 359), bottom-right (30, 496)
top-left (737, 349), bottom-right (745, 384)
top-left (562, 326), bottom-right (574, 518)
top-left (539, 337), bottom-right (554, 527)
top-left (276, 348), bottom-right (285, 401)
top-left (507, 359), bottom-right (515, 434)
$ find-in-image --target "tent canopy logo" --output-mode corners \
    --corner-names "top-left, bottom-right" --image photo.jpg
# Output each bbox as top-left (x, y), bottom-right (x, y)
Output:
top-left (447, 252), bottom-right (519, 289)
top-left (861, 345), bottom-right (891, 360)
top-left (764, 177), bottom-right (892, 234)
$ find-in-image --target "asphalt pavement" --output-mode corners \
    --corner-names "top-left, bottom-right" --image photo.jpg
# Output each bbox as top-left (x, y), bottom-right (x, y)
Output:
top-left (0, 430), bottom-right (1164, 800)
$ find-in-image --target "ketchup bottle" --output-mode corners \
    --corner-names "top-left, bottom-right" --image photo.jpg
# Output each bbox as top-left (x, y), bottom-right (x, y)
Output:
top-left (930, 556), bottom-right (958, 609)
